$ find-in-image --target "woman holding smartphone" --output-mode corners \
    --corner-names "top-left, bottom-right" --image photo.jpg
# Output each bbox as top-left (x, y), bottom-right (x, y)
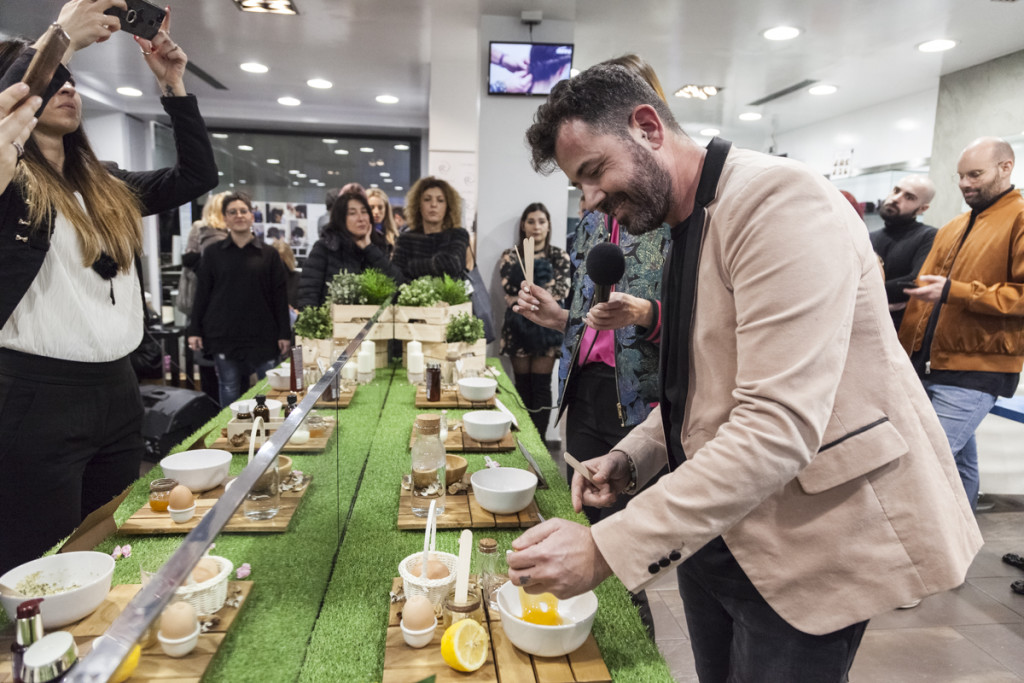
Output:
top-left (0, 0), bottom-right (217, 574)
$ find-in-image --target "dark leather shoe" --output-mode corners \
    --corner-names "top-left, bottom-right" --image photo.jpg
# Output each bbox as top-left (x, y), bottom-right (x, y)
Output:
top-left (1011, 580), bottom-right (1024, 595)
top-left (1002, 553), bottom-right (1024, 570)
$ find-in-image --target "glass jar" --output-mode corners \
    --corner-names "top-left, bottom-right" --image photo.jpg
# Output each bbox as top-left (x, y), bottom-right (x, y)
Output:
top-left (252, 395), bottom-right (271, 422)
top-left (243, 460), bottom-right (280, 521)
top-left (410, 414), bottom-right (446, 517)
top-left (441, 350), bottom-right (460, 389)
top-left (148, 478), bottom-right (179, 512)
top-left (425, 363), bottom-right (441, 402)
top-left (476, 537), bottom-right (506, 611)
top-left (305, 411), bottom-right (328, 439)
top-left (442, 586), bottom-right (484, 629)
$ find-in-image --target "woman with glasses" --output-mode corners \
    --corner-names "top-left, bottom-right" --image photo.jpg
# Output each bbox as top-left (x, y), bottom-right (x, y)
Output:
top-left (188, 193), bottom-right (291, 406)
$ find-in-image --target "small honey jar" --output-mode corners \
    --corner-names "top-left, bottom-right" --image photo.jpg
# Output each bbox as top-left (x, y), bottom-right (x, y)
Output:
top-left (149, 478), bottom-right (179, 512)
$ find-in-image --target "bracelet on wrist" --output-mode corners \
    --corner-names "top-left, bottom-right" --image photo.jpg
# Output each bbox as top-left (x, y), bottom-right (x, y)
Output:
top-left (623, 454), bottom-right (639, 494)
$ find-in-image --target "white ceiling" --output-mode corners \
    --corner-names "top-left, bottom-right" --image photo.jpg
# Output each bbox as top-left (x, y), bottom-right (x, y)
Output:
top-left (3, 0), bottom-right (1022, 178)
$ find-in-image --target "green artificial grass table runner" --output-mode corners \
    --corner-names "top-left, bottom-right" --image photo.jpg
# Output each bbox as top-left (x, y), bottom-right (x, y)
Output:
top-left (4, 361), bottom-right (672, 682)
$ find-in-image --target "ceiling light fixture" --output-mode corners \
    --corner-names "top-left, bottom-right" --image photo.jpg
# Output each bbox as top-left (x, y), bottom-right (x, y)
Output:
top-left (322, 138), bottom-right (338, 144)
top-left (116, 86), bottom-right (142, 97)
top-left (763, 26), bottom-right (800, 41)
top-left (380, 172), bottom-right (390, 177)
top-left (370, 183), bottom-right (379, 188)
top-left (289, 169), bottom-right (299, 174)
top-left (212, 133), bottom-right (229, 139)
top-left (234, 0), bottom-right (298, 15)
top-left (383, 178), bottom-right (393, 183)
top-left (739, 112), bottom-right (762, 121)
top-left (267, 158), bottom-right (280, 164)
top-left (395, 186), bottom-right (403, 191)
top-left (296, 173), bottom-right (307, 178)
top-left (360, 147), bottom-right (374, 153)
top-left (237, 144), bottom-right (254, 151)
top-left (375, 95), bottom-right (399, 104)
top-left (308, 78), bottom-right (332, 89)
top-left (334, 149), bottom-right (349, 155)
top-left (277, 96), bottom-right (301, 106)
top-left (917, 39), bottom-right (957, 52)
top-left (808, 84), bottom-right (838, 95)
top-left (674, 84), bottom-right (721, 100)
top-left (394, 144), bottom-right (410, 151)
top-left (699, 127), bottom-right (721, 136)
top-left (240, 62), bottom-right (269, 74)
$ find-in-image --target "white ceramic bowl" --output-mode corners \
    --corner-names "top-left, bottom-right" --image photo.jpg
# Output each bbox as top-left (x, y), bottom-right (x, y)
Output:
top-left (400, 617), bottom-right (437, 648)
top-left (230, 398), bottom-right (283, 418)
top-left (496, 581), bottom-right (598, 657)
top-left (471, 467), bottom-right (537, 514)
top-left (458, 377), bottom-right (497, 402)
top-left (462, 410), bottom-right (512, 443)
top-left (168, 503), bottom-right (196, 524)
top-left (0, 552), bottom-right (115, 628)
top-left (158, 622), bottom-right (200, 658)
top-left (265, 368), bottom-right (291, 391)
top-left (159, 449), bottom-right (232, 492)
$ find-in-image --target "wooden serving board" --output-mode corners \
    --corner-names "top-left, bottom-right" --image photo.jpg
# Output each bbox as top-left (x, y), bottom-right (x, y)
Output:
top-left (397, 485), bottom-right (540, 530)
top-left (119, 475), bottom-right (312, 535)
top-left (266, 385), bottom-right (355, 409)
top-left (415, 387), bottom-right (496, 409)
top-left (408, 425), bottom-right (514, 453)
top-left (0, 582), bottom-right (253, 683)
top-left (212, 417), bottom-right (336, 453)
top-left (383, 577), bottom-right (611, 683)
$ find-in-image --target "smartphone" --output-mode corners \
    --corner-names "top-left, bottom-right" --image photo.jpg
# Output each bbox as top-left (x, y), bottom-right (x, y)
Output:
top-left (895, 278), bottom-right (919, 289)
top-left (104, 0), bottom-right (167, 40)
top-left (17, 24), bottom-right (70, 109)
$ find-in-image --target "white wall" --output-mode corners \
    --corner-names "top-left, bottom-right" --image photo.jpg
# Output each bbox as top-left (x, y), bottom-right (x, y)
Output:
top-left (476, 14), bottom-right (575, 442)
top-left (775, 88), bottom-right (938, 178)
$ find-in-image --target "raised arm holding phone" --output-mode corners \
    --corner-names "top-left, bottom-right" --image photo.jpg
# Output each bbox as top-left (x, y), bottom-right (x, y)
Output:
top-left (0, 0), bottom-right (217, 575)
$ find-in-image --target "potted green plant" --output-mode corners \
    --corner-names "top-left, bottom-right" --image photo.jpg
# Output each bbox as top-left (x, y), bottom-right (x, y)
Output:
top-left (294, 303), bottom-right (335, 366)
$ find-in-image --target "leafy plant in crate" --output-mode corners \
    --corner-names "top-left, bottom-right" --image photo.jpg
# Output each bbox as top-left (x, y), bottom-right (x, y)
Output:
top-left (446, 312), bottom-right (484, 344)
top-left (434, 274), bottom-right (469, 306)
top-left (397, 275), bottom-right (440, 307)
top-left (295, 303), bottom-right (333, 339)
top-left (359, 268), bottom-right (397, 306)
top-left (328, 270), bottom-right (362, 305)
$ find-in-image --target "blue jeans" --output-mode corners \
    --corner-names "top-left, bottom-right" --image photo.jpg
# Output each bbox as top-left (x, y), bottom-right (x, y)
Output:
top-left (214, 355), bottom-right (277, 406)
top-left (677, 538), bottom-right (867, 682)
top-left (923, 381), bottom-right (997, 510)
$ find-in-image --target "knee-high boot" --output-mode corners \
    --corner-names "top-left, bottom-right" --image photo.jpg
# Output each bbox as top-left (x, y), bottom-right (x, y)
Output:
top-left (530, 372), bottom-right (552, 439)
top-left (513, 372), bottom-right (533, 410)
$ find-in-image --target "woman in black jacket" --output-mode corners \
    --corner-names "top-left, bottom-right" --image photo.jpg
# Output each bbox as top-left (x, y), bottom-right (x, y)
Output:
top-left (297, 191), bottom-right (404, 308)
top-left (0, 3), bottom-right (217, 574)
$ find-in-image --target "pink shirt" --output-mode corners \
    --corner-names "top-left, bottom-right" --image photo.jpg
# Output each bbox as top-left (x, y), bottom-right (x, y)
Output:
top-left (579, 221), bottom-right (619, 367)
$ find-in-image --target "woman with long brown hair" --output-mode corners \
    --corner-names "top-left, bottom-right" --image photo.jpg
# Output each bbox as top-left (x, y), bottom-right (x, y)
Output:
top-left (366, 186), bottom-right (399, 255)
top-left (392, 176), bottom-right (470, 280)
top-left (0, 1), bottom-right (217, 574)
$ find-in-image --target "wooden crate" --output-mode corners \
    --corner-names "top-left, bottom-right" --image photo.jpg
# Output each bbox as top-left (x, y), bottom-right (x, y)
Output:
top-left (398, 486), bottom-right (540, 530)
top-left (393, 301), bottom-right (472, 325)
top-left (382, 578), bottom-right (611, 683)
top-left (0, 582), bottom-right (254, 683)
top-left (333, 321), bottom-right (393, 341)
top-left (331, 303), bottom-right (394, 324)
top-left (119, 474), bottom-right (313, 535)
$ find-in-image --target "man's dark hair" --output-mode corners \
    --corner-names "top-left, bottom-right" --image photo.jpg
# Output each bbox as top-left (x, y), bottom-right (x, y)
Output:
top-left (325, 188), bottom-right (340, 211)
top-left (525, 63), bottom-right (682, 174)
top-left (222, 192), bottom-right (253, 211)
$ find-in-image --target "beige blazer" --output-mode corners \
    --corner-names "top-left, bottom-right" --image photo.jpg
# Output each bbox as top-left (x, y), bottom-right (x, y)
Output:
top-left (590, 147), bottom-right (982, 636)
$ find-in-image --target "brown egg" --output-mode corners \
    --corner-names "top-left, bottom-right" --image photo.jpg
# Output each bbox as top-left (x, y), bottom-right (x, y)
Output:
top-left (402, 595), bottom-right (436, 631)
top-left (168, 484), bottom-right (193, 511)
top-left (191, 557), bottom-right (220, 584)
top-left (159, 601), bottom-right (198, 640)
top-left (408, 557), bottom-right (449, 580)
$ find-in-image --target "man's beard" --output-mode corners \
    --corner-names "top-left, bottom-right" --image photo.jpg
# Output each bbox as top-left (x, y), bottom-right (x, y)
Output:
top-left (962, 177), bottom-right (1002, 208)
top-left (599, 139), bottom-right (672, 236)
top-left (879, 200), bottom-right (916, 225)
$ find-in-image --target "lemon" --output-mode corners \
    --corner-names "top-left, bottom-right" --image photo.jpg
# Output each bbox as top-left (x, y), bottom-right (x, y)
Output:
top-left (440, 619), bottom-right (489, 672)
top-left (111, 643), bottom-right (141, 683)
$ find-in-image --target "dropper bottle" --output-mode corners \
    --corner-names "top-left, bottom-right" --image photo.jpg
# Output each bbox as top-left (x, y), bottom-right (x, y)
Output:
top-left (12, 598), bottom-right (44, 683)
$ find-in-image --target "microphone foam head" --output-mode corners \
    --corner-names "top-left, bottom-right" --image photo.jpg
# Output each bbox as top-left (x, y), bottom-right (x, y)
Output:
top-left (586, 242), bottom-right (626, 286)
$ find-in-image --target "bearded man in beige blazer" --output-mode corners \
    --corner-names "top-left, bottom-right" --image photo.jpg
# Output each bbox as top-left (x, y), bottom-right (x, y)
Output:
top-left (509, 63), bottom-right (982, 682)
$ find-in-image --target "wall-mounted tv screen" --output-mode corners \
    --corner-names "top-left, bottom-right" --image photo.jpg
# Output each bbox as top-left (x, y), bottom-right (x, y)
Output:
top-left (488, 41), bottom-right (574, 96)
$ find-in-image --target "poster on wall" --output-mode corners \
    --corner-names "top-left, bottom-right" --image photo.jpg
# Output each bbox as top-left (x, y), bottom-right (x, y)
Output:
top-left (251, 201), bottom-right (311, 257)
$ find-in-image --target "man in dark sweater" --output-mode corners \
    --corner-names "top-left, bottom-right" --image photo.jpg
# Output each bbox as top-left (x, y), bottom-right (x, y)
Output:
top-left (869, 174), bottom-right (937, 329)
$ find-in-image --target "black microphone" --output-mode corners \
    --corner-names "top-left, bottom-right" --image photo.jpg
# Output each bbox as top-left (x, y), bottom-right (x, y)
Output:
top-left (586, 242), bottom-right (625, 305)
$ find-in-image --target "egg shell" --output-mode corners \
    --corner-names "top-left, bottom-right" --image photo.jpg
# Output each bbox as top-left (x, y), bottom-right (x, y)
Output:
top-left (168, 484), bottom-right (193, 511)
top-left (408, 558), bottom-right (449, 580)
top-left (191, 557), bottom-right (219, 584)
top-left (159, 601), bottom-right (198, 640)
top-left (402, 595), bottom-right (436, 631)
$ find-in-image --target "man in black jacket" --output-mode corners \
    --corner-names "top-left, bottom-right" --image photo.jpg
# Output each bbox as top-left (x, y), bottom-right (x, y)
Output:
top-left (869, 174), bottom-right (937, 329)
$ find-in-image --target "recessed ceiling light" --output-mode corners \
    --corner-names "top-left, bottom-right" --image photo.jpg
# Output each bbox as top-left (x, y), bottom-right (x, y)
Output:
top-left (212, 133), bottom-right (229, 139)
top-left (380, 172), bottom-right (390, 177)
top-left (809, 84), bottom-right (838, 95)
top-left (739, 112), bottom-right (762, 121)
top-left (239, 179), bottom-right (246, 184)
top-left (240, 62), bottom-right (269, 74)
top-left (395, 186), bottom-right (403, 191)
top-left (699, 128), bottom-right (721, 136)
top-left (322, 138), bottom-right (338, 144)
top-left (289, 169), bottom-right (299, 174)
top-left (917, 39), bottom-right (957, 53)
top-left (277, 96), bottom-right (301, 106)
top-left (235, 0), bottom-right (297, 15)
top-left (334, 149), bottom-right (349, 155)
top-left (237, 144), bottom-right (253, 151)
top-left (309, 178), bottom-right (318, 183)
top-left (370, 183), bottom-right (379, 188)
top-left (229, 183), bottom-right (234, 187)
top-left (394, 144), bottom-right (410, 151)
top-left (383, 178), bottom-right (393, 183)
top-left (360, 147), bottom-right (374, 153)
top-left (297, 173), bottom-right (307, 178)
top-left (293, 181), bottom-right (299, 186)
top-left (266, 158), bottom-right (280, 164)
top-left (116, 86), bottom-right (143, 97)
top-left (763, 26), bottom-right (800, 41)
top-left (674, 85), bottom-right (720, 100)
top-left (217, 171), bottom-right (224, 176)
top-left (307, 78), bottom-right (332, 89)
top-left (375, 95), bottom-right (399, 104)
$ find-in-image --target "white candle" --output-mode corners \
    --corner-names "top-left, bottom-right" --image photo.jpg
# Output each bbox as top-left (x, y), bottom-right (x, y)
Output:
top-left (358, 350), bottom-right (374, 373)
top-left (342, 361), bottom-right (357, 381)
top-left (361, 340), bottom-right (375, 357)
top-left (408, 351), bottom-right (424, 373)
top-left (407, 340), bottom-right (422, 356)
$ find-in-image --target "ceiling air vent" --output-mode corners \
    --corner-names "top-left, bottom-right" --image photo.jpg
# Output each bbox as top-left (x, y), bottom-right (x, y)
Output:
top-left (748, 79), bottom-right (818, 106)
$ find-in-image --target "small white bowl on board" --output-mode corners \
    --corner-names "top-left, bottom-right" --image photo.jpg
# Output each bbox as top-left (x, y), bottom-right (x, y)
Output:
top-left (457, 377), bottom-right (497, 402)
top-left (462, 411), bottom-right (511, 443)
top-left (471, 467), bottom-right (537, 514)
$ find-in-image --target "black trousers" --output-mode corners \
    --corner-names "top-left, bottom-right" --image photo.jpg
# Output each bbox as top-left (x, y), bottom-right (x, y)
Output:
top-left (0, 349), bottom-right (144, 574)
